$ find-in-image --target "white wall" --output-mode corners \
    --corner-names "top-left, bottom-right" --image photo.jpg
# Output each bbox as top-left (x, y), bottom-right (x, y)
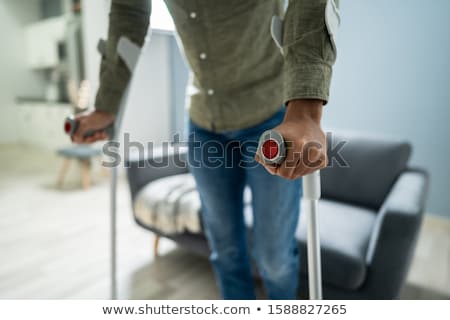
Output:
top-left (325, 0), bottom-right (450, 217)
top-left (0, 0), bottom-right (45, 144)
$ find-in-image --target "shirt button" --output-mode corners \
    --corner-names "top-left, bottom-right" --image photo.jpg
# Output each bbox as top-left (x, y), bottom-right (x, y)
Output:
top-left (190, 12), bottom-right (197, 19)
top-left (199, 52), bottom-right (207, 60)
top-left (207, 89), bottom-right (215, 96)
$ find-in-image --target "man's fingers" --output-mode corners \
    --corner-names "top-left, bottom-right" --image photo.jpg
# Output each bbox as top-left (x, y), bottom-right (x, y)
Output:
top-left (255, 153), bottom-right (278, 175)
top-left (265, 164), bottom-right (278, 175)
top-left (84, 131), bottom-right (102, 143)
top-left (277, 142), bottom-right (328, 179)
top-left (306, 146), bottom-right (321, 163)
top-left (293, 151), bottom-right (327, 178)
top-left (71, 117), bottom-right (88, 143)
top-left (254, 153), bottom-right (262, 164)
top-left (72, 132), bottom-right (83, 144)
top-left (72, 129), bottom-right (108, 144)
top-left (277, 146), bottom-right (300, 179)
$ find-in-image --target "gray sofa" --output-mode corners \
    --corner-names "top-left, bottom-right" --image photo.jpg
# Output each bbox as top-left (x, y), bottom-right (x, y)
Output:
top-left (126, 131), bottom-right (429, 299)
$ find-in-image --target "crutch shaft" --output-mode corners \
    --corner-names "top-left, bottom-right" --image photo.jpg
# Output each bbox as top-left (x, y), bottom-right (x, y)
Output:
top-left (306, 199), bottom-right (322, 299)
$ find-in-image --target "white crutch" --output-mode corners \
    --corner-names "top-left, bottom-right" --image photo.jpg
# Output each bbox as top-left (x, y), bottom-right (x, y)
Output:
top-left (258, 130), bottom-right (323, 299)
top-left (64, 36), bottom-right (143, 299)
top-left (109, 36), bottom-right (142, 300)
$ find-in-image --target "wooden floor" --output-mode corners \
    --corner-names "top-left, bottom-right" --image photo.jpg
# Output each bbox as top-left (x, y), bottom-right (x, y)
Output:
top-left (0, 144), bottom-right (449, 300)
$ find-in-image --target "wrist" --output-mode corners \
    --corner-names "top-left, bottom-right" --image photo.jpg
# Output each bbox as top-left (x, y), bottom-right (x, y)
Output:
top-left (285, 99), bottom-right (323, 124)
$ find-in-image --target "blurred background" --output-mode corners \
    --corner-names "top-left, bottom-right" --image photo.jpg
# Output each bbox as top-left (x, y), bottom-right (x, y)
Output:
top-left (0, 0), bottom-right (449, 299)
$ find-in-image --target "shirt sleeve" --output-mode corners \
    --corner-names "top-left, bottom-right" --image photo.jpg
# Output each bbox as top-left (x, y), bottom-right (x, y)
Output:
top-left (95, 0), bottom-right (151, 115)
top-left (282, 0), bottom-right (340, 105)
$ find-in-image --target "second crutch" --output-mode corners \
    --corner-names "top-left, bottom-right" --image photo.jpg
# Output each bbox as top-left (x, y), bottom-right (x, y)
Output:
top-left (64, 36), bottom-right (143, 299)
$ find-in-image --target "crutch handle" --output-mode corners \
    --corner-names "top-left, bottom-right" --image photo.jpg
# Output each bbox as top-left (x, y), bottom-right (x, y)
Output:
top-left (257, 129), bottom-right (286, 165)
top-left (64, 115), bottom-right (115, 139)
top-left (257, 129), bottom-right (321, 201)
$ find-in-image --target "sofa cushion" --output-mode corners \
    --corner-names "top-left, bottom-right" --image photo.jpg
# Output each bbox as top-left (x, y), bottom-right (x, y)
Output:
top-left (296, 199), bottom-right (377, 290)
top-left (322, 131), bottom-right (411, 209)
top-left (134, 174), bottom-right (253, 235)
top-left (134, 174), bottom-right (202, 234)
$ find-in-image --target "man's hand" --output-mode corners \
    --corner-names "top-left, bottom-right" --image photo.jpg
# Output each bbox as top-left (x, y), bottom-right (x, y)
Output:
top-left (72, 110), bottom-right (115, 144)
top-left (255, 99), bottom-right (328, 179)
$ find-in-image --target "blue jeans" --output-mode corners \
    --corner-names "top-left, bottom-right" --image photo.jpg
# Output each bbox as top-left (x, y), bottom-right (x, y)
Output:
top-left (187, 108), bottom-right (302, 299)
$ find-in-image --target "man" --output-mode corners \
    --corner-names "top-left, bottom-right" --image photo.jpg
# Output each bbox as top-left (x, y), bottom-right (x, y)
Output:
top-left (72, 0), bottom-right (339, 299)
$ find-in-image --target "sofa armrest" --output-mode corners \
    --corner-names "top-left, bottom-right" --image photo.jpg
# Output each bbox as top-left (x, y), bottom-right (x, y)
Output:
top-left (125, 146), bottom-right (189, 201)
top-left (364, 168), bottom-right (429, 298)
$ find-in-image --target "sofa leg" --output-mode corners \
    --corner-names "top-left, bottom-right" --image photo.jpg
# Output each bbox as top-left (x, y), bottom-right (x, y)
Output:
top-left (153, 235), bottom-right (160, 258)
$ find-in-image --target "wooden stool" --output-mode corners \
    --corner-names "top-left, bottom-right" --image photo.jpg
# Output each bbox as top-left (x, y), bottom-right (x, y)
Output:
top-left (57, 145), bottom-right (103, 190)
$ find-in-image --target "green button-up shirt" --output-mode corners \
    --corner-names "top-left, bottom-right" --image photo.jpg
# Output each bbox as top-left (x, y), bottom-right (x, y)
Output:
top-left (95, 0), bottom-right (339, 131)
